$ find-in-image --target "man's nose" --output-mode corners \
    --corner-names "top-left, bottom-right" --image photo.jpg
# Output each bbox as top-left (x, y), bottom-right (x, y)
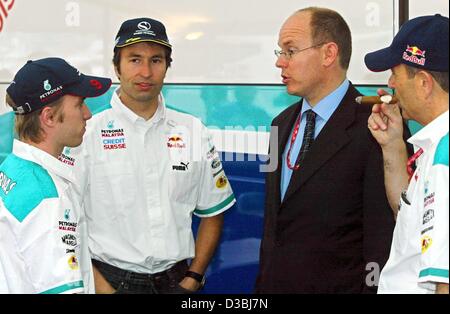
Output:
top-left (83, 103), bottom-right (92, 120)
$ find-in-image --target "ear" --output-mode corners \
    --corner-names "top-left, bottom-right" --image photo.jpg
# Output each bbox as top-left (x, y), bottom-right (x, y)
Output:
top-left (39, 106), bottom-right (59, 128)
top-left (414, 70), bottom-right (434, 98)
top-left (322, 42), bottom-right (339, 67)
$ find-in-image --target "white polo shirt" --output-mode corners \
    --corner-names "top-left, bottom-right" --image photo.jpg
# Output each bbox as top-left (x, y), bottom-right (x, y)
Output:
top-left (378, 111), bottom-right (449, 294)
top-left (0, 140), bottom-right (94, 294)
top-left (69, 89), bottom-right (236, 274)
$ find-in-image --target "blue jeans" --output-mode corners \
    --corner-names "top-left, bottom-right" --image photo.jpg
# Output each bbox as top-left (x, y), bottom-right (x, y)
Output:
top-left (92, 259), bottom-right (193, 294)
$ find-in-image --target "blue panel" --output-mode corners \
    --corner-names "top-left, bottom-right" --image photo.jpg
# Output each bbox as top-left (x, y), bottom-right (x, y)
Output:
top-left (162, 85), bottom-right (298, 129)
top-left (193, 153), bottom-right (266, 293)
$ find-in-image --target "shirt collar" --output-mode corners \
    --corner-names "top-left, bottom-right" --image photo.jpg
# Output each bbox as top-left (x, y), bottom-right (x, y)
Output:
top-left (12, 139), bottom-right (75, 183)
top-left (408, 110), bottom-right (449, 149)
top-left (111, 87), bottom-right (167, 126)
top-left (302, 79), bottom-right (350, 121)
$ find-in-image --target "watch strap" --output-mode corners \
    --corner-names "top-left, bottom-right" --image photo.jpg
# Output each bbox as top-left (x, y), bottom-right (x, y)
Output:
top-left (185, 270), bottom-right (205, 286)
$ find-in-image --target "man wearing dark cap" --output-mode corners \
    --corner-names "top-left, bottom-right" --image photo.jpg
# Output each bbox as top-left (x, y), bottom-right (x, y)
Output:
top-left (68, 17), bottom-right (235, 294)
top-left (366, 14), bottom-right (449, 294)
top-left (0, 57), bottom-right (111, 293)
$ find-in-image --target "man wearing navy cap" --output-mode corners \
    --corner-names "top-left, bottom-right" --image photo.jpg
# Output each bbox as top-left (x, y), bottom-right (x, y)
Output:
top-left (0, 57), bottom-right (111, 293)
top-left (68, 17), bottom-right (235, 294)
top-left (366, 14), bottom-right (449, 294)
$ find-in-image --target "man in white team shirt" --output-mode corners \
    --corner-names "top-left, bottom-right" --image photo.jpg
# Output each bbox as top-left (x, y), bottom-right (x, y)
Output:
top-left (0, 58), bottom-right (111, 294)
top-left (69, 17), bottom-right (236, 294)
top-left (366, 14), bottom-right (449, 294)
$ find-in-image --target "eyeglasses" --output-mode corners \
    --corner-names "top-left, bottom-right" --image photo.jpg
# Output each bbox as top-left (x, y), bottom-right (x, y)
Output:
top-left (274, 43), bottom-right (326, 60)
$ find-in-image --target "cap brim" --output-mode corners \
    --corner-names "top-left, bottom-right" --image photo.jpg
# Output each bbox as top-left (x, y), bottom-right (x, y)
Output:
top-left (364, 47), bottom-right (399, 72)
top-left (67, 75), bottom-right (112, 98)
top-left (115, 39), bottom-right (172, 49)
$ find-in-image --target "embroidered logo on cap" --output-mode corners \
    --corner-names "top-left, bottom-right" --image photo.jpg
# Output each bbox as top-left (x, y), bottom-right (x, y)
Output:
top-left (138, 21), bottom-right (151, 30)
top-left (90, 79), bottom-right (103, 90)
top-left (133, 21), bottom-right (155, 37)
top-left (43, 80), bottom-right (52, 91)
top-left (403, 45), bottom-right (426, 66)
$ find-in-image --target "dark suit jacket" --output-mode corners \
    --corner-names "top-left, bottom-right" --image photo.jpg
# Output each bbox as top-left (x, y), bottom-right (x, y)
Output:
top-left (255, 84), bottom-right (395, 293)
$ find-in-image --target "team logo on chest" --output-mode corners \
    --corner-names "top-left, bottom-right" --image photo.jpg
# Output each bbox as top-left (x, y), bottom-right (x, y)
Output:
top-left (167, 135), bottom-right (186, 149)
top-left (422, 209), bottom-right (435, 225)
top-left (424, 186), bottom-right (435, 208)
top-left (58, 147), bottom-right (76, 166)
top-left (58, 208), bottom-right (78, 232)
top-left (172, 162), bottom-right (190, 172)
top-left (101, 120), bottom-right (127, 150)
top-left (62, 234), bottom-right (77, 246)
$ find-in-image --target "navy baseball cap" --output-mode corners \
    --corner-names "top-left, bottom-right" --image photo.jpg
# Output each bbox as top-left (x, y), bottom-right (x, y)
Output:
top-left (7, 57), bottom-right (112, 115)
top-left (114, 17), bottom-right (171, 50)
top-left (365, 14), bottom-right (449, 72)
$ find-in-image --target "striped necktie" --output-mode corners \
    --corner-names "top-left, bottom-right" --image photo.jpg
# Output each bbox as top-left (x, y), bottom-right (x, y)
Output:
top-left (296, 110), bottom-right (316, 165)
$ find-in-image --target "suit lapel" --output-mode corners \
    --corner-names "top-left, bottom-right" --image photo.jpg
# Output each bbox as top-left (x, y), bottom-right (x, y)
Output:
top-left (282, 85), bottom-right (359, 204)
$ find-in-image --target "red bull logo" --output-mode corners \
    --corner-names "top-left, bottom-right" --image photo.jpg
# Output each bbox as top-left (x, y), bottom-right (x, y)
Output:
top-left (168, 136), bottom-right (183, 142)
top-left (405, 45), bottom-right (426, 58)
top-left (167, 135), bottom-right (186, 148)
top-left (403, 45), bottom-right (426, 66)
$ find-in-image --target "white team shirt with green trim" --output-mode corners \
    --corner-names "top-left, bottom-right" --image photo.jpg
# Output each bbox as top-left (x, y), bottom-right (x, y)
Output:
top-left (0, 140), bottom-right (94, 294)
top-left (378, 111), bottom-right (449, 294)
top-left (68, 89), bottom-right (236, 274)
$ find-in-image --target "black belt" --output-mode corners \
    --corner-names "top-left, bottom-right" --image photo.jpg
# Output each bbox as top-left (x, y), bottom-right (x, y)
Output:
top-left (92, 259), bottom-right (188, 282)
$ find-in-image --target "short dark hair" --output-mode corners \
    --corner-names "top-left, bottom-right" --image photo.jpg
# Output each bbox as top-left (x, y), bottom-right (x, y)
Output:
top-left (298, 7), bottom-right (352, 70)
top-left (113, 43), bottom-right (172, 74)
top-left (405, 66), bottom-right (449, 93)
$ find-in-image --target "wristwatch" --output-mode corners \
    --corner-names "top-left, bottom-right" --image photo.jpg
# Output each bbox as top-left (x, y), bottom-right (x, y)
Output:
top-left (185, 270), bottom-right (206, 288)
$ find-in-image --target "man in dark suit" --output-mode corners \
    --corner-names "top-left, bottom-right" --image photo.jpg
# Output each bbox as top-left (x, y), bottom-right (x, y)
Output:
top-left (255, 7), bottom-right (396, 293)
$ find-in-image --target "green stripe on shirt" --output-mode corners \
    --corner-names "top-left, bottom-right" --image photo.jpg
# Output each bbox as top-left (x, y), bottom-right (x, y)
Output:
top-left (40, 280), bottom-right (84, 294)
top-left (419, 268), bottom-right (449, 279)
top-left (194, 194), bottom-right (235, 216)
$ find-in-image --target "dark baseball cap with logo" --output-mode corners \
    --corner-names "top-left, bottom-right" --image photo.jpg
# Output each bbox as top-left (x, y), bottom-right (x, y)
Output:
top-left (7, 57), bottom-right (112, 115)
top-left (114, 17), bottom-right (171, 50)
top-left (365, 14), bottom-right (449, 72)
